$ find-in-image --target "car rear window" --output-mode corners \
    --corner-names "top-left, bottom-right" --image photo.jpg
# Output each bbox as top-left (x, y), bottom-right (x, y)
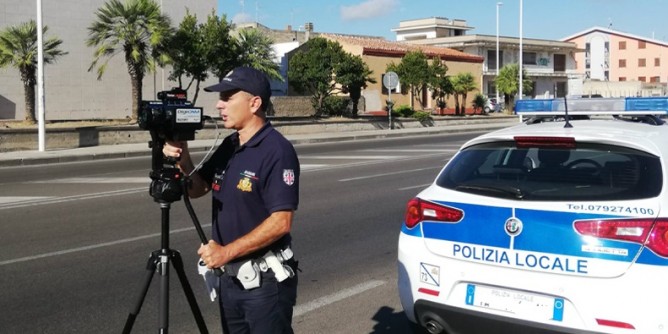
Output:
top-left (436, 141), bottom-right (662, 201)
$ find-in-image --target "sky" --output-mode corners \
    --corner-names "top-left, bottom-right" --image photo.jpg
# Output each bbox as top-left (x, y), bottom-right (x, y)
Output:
top-left (217, 0), bottom-right (668, 42)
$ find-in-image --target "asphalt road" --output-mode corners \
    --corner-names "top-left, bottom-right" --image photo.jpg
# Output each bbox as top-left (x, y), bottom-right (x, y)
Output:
top-left (0, 132), bottom-right (482, 334)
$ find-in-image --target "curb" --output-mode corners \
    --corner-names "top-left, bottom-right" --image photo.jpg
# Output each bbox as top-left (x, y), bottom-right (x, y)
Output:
top-left (0, 121), bottom-right (517, 167)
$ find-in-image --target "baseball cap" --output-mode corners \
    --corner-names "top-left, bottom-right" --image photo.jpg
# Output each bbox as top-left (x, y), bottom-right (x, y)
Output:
top-left (204, 67), bottom-right (271, 106)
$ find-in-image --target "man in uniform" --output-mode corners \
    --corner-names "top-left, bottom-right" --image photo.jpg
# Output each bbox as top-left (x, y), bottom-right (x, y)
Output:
top-left (163, 66), bottom-right (300, 333)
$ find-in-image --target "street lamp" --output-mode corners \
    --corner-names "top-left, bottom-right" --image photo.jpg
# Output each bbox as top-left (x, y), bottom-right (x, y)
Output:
top-left (36, 0), bottom-right (45, 151)
top-left (518, 0), bottom-right (523, 101)
top-left (496, 2), bottom-right (502, 110)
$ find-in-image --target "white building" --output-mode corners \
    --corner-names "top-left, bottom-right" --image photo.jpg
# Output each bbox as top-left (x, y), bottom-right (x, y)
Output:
top-left (394, 17), bottom-right (584, 99)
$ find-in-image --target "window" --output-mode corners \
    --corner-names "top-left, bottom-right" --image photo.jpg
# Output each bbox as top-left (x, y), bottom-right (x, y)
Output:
top-left (656, 58), bottom-right (661, 67)
top-left (619, 77), bottom-right (626, 81)
top-left (639, 58), bottom-right (646, 67)
top-left (619, 41), bottom-right (626, 50)
top-left (554, 54), bottom-right (566, 72)
top-left (522, 52), bottom-right (537, 65)
top-left (619, 59), bottom-right (626, 68)
top-left (639, 76), bottom-right (646, 82)
top-left (487, 50), bottom-right (503, 70)
top-left (638, 41), bottom-right (646, 49)
top-left (436, 142), bottom-right (662, 201)
top-left (650, 76), bottom-right (660, 83)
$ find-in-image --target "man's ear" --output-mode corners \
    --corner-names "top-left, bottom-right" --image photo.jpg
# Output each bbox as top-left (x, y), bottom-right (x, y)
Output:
top-left (250, 96), bottom-right (263, 114)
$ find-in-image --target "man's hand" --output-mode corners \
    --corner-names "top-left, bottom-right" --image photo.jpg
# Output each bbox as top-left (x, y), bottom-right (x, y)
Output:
top-left (198, 240), bottom-right (235, 269)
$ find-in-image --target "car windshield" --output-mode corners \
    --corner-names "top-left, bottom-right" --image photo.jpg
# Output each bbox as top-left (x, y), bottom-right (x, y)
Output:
top-left (436, 141), bottom-right (662, 201)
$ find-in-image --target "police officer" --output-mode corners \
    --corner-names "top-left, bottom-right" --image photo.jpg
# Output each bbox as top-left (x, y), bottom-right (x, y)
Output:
top-left (163, 66), bottom-right (300, 334)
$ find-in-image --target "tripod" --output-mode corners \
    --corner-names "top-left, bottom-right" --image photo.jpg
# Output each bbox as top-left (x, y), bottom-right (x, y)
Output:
top-left (122, 131), bottom-right (210, 334)
top-left (122, 201), bottom-right (208, 334)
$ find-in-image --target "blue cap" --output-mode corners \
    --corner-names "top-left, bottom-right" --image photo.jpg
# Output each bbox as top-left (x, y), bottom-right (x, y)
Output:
top-left (204, 67), bottom-right (271, 107)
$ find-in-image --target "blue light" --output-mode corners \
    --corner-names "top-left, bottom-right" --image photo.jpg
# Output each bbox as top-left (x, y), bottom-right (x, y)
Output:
top-left (515, 97), bottom-right (668, 114)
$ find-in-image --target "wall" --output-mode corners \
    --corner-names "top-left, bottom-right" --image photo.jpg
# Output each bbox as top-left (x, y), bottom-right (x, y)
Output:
top-left (0, 0), bottom-right (219, 121)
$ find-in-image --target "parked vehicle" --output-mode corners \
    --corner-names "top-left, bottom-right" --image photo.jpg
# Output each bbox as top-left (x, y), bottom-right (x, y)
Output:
top-left (399, 97), bottom-right (668, 334)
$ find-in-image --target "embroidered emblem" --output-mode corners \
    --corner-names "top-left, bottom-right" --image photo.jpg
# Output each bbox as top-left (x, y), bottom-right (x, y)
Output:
top-left (283, 169), bottom-right (295, 186)
top-left (237, 177), bottom-right (253, 192)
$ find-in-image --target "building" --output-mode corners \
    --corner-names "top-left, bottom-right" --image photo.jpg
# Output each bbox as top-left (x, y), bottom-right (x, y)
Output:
top-left (0, 0), bottom-right (217, 121)
top-left (562, 26), bottom-right (668, 97)
top-left (290, 34), bottom-right (484, 113)
top-left (395, 17), bottom-right (582, 100)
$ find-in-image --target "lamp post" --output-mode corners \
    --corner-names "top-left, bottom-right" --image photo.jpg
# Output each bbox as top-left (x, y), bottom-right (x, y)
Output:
top-left (36, 0), bottom-right (45, 151)
top-left (518, 0), bottom-right (523, 101)
top-left (496, 2), bottom-right (502, 111)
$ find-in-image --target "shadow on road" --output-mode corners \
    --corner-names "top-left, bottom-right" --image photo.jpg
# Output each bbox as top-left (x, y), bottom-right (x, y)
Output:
top-left (369, 306), bottom-right (419, 334)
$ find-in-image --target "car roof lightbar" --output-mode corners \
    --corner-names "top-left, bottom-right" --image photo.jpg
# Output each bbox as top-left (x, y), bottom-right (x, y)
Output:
top-left (515, 97), bottom-right (668, 116)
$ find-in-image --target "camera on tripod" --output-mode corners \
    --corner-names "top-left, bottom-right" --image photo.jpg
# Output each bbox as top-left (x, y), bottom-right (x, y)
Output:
top-left (138, 87), bottom-right (204, 142)
top-left (138, 88), bottom-right (205, 203)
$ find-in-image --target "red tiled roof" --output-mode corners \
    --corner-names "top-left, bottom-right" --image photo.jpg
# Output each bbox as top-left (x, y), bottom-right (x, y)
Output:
top-left (321, 34), bottom-right (484, 63)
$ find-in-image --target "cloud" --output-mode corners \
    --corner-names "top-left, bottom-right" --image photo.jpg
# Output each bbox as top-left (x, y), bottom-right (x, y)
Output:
top-left (340, 0), bottom-right (399, 21)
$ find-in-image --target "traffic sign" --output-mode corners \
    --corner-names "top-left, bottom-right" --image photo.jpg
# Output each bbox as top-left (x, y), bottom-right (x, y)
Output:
top-left (383, 71), bottom-right (399, 90)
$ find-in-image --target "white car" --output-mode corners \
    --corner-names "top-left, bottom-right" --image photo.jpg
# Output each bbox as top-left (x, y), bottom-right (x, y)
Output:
top-left (398, 97), bottom-right (668, 334)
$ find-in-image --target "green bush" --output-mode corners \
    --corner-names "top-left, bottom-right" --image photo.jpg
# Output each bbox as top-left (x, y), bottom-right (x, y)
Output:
top-left (413, 111), bottom-right (432, 123)
top-left (394, 104), bottom-right (414, 117)
top-left (321, 96), bottom-right (349, 116)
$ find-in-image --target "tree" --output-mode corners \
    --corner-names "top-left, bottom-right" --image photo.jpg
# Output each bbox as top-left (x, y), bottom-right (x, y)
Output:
top-left (335, 54), bottom-right (375, 117)
top-left (495, 63), bottom-right (533, 113)
top-left (452, 72), bottom-right (477, 115)
top-left (386, 51), bottom-right (432, 109)
top-left (428, 58), bottom-right (452, 112)
top-left (0, 20), bottom-right (67, 124)
top-left (201, 11), bottom-right (237, 81)
top-left (472, 93), bottom-right (488, 114)
top-left (166, 9), bottom-right (208, 105)
top-left (86, 0), bottom-right (173, 121)
top-left (235, 28), bottom-right (282, 81)
top-left (288, 37), bottom-right (345, 115)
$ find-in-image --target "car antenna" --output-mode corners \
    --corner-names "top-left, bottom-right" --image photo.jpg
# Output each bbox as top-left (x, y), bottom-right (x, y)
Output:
top-left (563, 96), bottom-right (573, 128)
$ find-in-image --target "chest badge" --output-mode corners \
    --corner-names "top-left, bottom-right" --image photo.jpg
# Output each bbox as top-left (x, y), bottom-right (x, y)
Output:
top-left (237, 177), bottom-right (253, 192)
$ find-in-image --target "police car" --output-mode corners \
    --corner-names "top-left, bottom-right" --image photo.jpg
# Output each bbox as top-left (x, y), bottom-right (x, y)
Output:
top-left (398, 97), bottom-right (668, 334)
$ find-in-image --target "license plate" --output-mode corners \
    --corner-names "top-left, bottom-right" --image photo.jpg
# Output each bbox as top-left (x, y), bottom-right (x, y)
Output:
top-left (465, 284), bottom-right (564, 322)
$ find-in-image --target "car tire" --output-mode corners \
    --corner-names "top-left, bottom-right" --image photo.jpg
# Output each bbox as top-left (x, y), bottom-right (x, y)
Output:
top-left (484, 107), bottom-right (491, 113)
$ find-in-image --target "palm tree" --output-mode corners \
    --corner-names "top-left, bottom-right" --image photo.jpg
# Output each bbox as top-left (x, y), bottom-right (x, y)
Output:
top-left (496, 63), bottom-right (532, 113)
top-left (86, 0), bottom-right (172, 121)
top-left (0, 20), bottom-right (67, 124)
top-left (235, 28), bottom-right (282, 81)
top-left (453, 72), bottom-right (477, 115)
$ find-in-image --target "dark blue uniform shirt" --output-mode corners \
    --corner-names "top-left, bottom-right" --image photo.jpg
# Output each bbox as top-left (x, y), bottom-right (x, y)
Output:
top-left (198, 122), bottom-right (300, 257)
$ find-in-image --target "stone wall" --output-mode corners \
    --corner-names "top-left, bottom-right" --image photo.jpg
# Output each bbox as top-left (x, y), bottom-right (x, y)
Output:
top-left (270, 96), bottom-right (366, 117)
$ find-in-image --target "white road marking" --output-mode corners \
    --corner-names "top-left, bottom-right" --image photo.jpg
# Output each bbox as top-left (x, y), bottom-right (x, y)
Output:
top-left (300, 155), bottom-right (401, 160)
top-left (339, 166), bottom-right (442, 182)
top-left (301, 164), bottom-right (329, 170)
top-left (359, 149), bottom-right (458, 153)
top-left (399, 183), bottom-right (433, 191)
top-left (31, 177), bottom-right (150, 184)
top-left (293, 280), bottom-right (386, 317)
top-left (0, 196), bottom-right (53, 205)
top-left (0, 187), bottom-right (146, 210)
top-left (0, 224), bottom-right (211, 266)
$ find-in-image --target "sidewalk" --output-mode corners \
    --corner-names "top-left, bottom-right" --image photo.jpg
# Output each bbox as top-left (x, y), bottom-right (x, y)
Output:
top-left (0, 121), bottom-right (517, 167)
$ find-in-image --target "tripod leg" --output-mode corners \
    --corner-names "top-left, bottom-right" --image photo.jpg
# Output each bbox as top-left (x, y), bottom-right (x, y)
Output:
top-left (159, 250), bottom-right (170, 333)
top-left (123, 251), bottom-right (159, 334)
top-left (170, 250), bottom-right (210, 334)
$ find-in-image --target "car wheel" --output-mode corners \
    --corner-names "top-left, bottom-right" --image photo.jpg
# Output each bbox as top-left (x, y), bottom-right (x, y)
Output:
top-left (484, 107), bottom-right (491, 113)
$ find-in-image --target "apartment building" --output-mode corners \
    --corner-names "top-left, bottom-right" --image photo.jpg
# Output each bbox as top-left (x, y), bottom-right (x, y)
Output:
top-left (395, 17), bottom-right (583, 99)
top-left (562, 26), bottom-right (668, 97)
top-left (0, 0), bottom-right (217, 121)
